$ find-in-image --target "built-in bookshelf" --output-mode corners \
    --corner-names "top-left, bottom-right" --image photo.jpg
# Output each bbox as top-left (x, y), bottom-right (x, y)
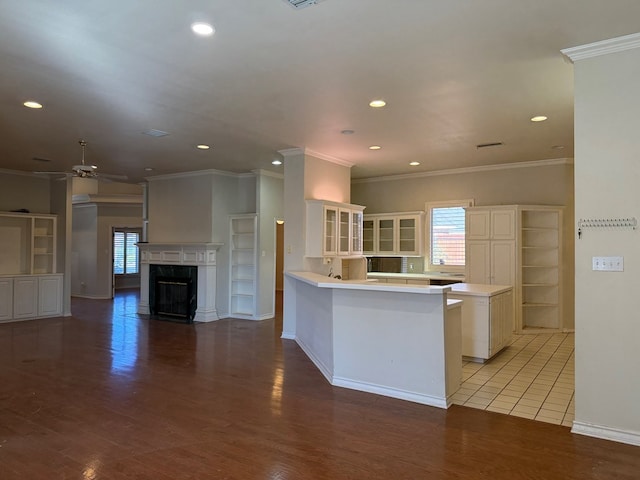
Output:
top-left (229, 214), bottom-right (257, 319)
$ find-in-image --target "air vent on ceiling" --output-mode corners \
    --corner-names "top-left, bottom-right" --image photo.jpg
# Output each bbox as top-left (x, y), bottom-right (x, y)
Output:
top-left (284, 0), bottom-right (321, 9)
top-left (32, 157), bottom-right (52, 163)
top-left (476, 142), bottom-right (504, 149)
top-left (143, 129), bottom-right (170, 137)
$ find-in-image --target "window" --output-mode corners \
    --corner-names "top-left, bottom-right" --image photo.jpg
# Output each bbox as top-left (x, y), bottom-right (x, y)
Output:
top-left (113, 229), bottom-right (140, 275)
top-left (426, 200), bottom-right (473, 272)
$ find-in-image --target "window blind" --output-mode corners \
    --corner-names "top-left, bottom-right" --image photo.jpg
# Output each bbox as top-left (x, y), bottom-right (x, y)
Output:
top-left (430, 206), bottom-right (466, 266)
top-left (113, 231), bottom-right (140, 275)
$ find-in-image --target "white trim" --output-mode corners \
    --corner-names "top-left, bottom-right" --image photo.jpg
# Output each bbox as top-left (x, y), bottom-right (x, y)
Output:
top-left (72, 194), bottom-right (142, 205)
top-left (352, 158), bottom-right (573, 184)
top-left (295, 337), bottom-right (333, 383)
top-left (278, 148), bottom-right (304, 157)
top-left (562, 32), bottom-right (640, 63)
top-left (255, 312), bottom-right (274, 321)
top-left (251, 169), bottom-right (284, 180)
top-left (304, 148), bottom-right (354, 167)
top-left (332, 376), bottom-right (449, 409)
top-left (145, 168), bottom-right (251, 182)
top-left (281, 332), bottom-right (296, 340)
top-left (572, 421), bottom-right (640, 447)
top-left (71, 294), bottom-right (112, 300)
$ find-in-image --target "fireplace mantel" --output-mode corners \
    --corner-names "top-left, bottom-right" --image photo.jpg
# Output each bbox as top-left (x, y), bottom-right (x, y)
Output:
top-left (137, 243), bottom-right (223, 322)
top-left (138, 242), bottom-right (223, 266)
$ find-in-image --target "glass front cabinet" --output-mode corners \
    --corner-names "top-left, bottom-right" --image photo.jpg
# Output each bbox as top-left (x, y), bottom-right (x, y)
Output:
top-left (306, 200), bottom-right (366, 257)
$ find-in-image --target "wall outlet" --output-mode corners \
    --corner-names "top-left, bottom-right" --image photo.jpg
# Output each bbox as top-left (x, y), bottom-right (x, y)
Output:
top-left (323, 257), bottom-right (332, 265)
top-left (592, 256), bottom-right (624, 271)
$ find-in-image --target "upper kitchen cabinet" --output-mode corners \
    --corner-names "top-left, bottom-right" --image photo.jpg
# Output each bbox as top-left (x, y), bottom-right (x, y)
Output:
top-left (467, 207), bottom-right (515, 241)
top-left (306, 200), bottom-right (365, 258)
top-left (363, 212), bottom-right (423, 256)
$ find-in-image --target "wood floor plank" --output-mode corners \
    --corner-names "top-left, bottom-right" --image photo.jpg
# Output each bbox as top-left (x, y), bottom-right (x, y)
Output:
top-left (0, 290), bottom-right (637, 479)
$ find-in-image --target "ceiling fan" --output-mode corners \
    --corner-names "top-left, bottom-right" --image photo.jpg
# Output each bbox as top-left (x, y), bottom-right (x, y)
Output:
top-left (35, 140), bottom-right (128, 181)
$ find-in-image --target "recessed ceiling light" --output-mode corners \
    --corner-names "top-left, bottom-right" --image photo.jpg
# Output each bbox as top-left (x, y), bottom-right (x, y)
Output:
top-left (196, 144), bottom-right (210, 150)
top-left (531, 115), bottom-right (548, 122)
top-left (191, 22), bottom-right (214, 36)
top-left (409, 161), bottom-right (420, 166)
top-left (23, 100), bottom-right (43, 109)
top-left (341, 129), bottom-right (355, 135)
top-left (144, 167), bottom-right (154, 172)
top-left (369, 100), bottom-right (386, 108)
top-left (272, 159), bottom-right (282, 165)
top-left (369, 145), bottom-right (381, 150)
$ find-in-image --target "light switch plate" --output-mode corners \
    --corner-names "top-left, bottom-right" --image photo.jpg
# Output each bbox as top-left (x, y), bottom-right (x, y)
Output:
top-left (592, 256), bottom-right (624, 271)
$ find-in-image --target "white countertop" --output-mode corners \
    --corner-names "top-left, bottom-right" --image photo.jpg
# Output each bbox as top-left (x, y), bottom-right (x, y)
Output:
top-left (287, 271), bottom-right (451, 295)
top-left (448, 283), bottom-right (512, 296)
top-left (367, 272), bottom-right (466, 281)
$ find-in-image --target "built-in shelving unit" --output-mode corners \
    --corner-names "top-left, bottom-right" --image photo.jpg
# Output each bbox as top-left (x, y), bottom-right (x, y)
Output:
top-left (520, 207), bottom-right (562, 331)
top-left (229, 214), bottom-right (257, 319)
top-left (0, 212), bottom-right (62, 322)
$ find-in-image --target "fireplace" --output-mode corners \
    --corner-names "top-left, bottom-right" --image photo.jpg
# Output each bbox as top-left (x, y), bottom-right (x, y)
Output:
top-left (150, 265), bottom-right (197, 323)
top-left (137, 243), bottom-right (223, 322)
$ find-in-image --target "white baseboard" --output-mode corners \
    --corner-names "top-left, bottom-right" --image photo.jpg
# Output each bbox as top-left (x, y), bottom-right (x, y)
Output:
top-left (295, 337), bottom-right (333, 384)
top-left (332, 376), bottom-right (449, 409)
top-left (572, 421), bottom-right (640, 447)
top-left (280, 331), bottom-right (296, 340)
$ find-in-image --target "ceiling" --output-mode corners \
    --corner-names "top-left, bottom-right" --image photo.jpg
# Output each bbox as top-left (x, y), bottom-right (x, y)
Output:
top-left (1, 1), bottom-right (639, 183)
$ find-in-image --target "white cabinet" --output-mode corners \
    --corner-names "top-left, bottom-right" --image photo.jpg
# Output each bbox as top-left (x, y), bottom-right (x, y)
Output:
top-left (466, 205), bottom-right (564, 334)
top-left (229, 214), bottom-right (257, 319)
top-left (38, 275), bottom-right (63, 317)
top-left (449, 285), bottom-right (513, 361)
top-left (0, 278), bottom-right (13, 321)
top-left (519, 207), bottom-right (562, 332)
top-left (306, 200), bottom-right (365, 257)
top-left (363, 212), bottom-right (423, 256)
top-left (0, 274), bottom-right (63, 322)
top-left (13, 276), bottom-right (38, 319)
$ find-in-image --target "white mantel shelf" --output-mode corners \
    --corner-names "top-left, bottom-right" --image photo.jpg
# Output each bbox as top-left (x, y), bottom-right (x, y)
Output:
top-left (138, 243), bottom-right (223, 266)
top-left (137, 243), bottom-right (223, 322)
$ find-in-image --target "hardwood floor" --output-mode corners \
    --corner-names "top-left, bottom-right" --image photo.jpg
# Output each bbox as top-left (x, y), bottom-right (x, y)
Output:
top-left (0, 290), bottom-right (638, 479)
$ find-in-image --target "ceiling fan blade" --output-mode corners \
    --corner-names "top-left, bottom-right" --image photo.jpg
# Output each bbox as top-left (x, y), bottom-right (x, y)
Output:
top-left (33, 171), bottom-right (70, 176)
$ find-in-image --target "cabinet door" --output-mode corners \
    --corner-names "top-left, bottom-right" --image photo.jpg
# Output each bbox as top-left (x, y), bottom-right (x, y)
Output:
top-left (467, 210), bottom-right (491, 240)
top-left (491, 209), bottom-right (515, 240)
top-left (466, 241), bottom-right (490, 284)
top-left (0, 278), bottom-right (13, 321)
top-left (502, 290), bottom-right (514, 338)
top-left (489, 295), bottom-right (503, 356)
top-left (38, 276), bottom-right (62, 317)
top-left (397, 216), bottom-right (419, 255)
top-left (13, 277), bottom-right (38, 319)
top-left (491, 241), bottom-right (515, 286)
top-left (338, 209), bottom-right (351, 255)
top-left (362, 218), bottom-right (375, 254)
top-left (323, 206), bottom-right (338, 256)
top-left (377, 218), bottom-right (396, 253)
top-left (351, 210), bottom-right (363, 255)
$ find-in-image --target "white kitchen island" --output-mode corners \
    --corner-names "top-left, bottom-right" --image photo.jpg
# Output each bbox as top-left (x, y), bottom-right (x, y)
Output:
top-left (283, 271), bottom-right (462, 408)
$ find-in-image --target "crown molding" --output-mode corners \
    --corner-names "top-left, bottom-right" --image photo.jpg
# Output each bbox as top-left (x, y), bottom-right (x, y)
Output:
top-left (304, 148), bottom-right (354, 167)
top-left (72, 194), bottom-right (143, 206)
top-left (251, 169), bottom-right (284, 180)
top-left (352, 158), bottom-right (573, 184)
top-left (276, 147), bottom-right (354, 167)
top-left (145, 168), bottom-right (246, 182)
top-left (278, 147), bottom-right (304, 157)
top-left (561, 32), bottom-right (640, 62)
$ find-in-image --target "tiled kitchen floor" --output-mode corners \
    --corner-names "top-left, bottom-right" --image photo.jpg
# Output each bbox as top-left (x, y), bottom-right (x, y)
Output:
top-left (452, 332), bottom-right (575, 427)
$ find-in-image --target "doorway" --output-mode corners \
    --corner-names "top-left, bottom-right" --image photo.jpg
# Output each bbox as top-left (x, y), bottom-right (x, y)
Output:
top-left (112, 227), bottom-right (142, 297)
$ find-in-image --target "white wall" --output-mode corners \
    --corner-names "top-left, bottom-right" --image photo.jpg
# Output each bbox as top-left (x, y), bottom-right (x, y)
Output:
top-left (0, 171), bottom-right (51, 213)
top-left (71, 204), bottom-right (98, 297)
top-left (351, 161), bottom-right (575, 330)
top-left (256, 171), bottom-right (284, 319)
top-left (282, 149), bottom-right (352, 337)
top-left (571, 43), bottom-right (640, 445)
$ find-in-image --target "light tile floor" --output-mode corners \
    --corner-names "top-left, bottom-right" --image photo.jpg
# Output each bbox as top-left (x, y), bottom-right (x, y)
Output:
top-left (452, 332), bottom-right (575, 427)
